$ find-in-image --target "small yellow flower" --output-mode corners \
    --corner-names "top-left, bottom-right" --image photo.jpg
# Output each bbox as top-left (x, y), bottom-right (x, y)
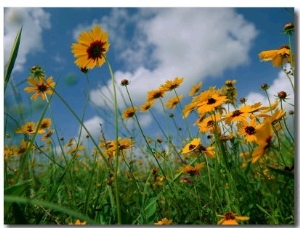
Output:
top-left (147, 88), bottom-right (165, 102)
top-left (160, 77), bottom-right (184, 91)
top-left (180, 162), bottom-right (205, 176)
top-left (182, 138), bottom-right (201, 154)
top-left (69, 219), bottom-right (87, 225)
top-left (42, 130), bottom-right (54, 140)
top-left (122, 106), bottom-right (137, 119)
top-left (15, 122), bottom-right (44, 135)
top-left (71, 25), bottom-right (110, 69)
top-left (189, 82), bottom-right (203, 96)
top-left (155, 218), bottom-right (173, 225)
top-left (24, 76), bottom-right (55, 100)
top-left (38, 118), bottom-right (52, 133)
top-left (165, 95), bottom-right (183, 109)
top-left (258, 45), bottom-right (292, 67)
top-left (217, 212), bottom-right (249, 225)
top-left (140, 101), bottom-right (154, 112)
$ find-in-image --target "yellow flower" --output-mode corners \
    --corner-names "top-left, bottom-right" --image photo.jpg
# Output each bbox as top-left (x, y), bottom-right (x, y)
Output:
top-left (217, 212), bottom-right (249, 225)
top-left (69, 219), bottom-right (87, 225)
top-left (66, 144), bottom-right (85, 154)
top-left (42, 130), bottom-right (54, 140)
top-left (197, 87), bottom-right (228, 115)
top-left (24, 76), bottom-right (55, 100)
top-left (237, 118), bottom-right (263, 143)
top-left (251, 119), bottom-right (273, 163)
top-left (104, 137), bottom-right (135, 160)
top-left (155, 218), bottom-right (173, 225)
top-left (15, 121), bottom-right (44, 135)
top-left (196, 113), bottom-right (221, 134)
top-left (122, 106), bottom-right (137, 119)
top-left (147, 88), bottom-right (165, 102)
top-left (38, 118), bottom-right (52, 133)
top-left (224, 102), bottom-right (262, 125)
top-left (180, 162), bottom-right (205, 176)
top-left (165, 95), bottom-right (183, 109)
top-left (15, 139), bottom-right (31, 155)
top-left (160, 77), bottom-right (184, 91)
top-left (71, 25), bottom-right (110, 69)
top-left (182, 138), bottom-right (201, 154)
top-left (182, 102), bottom-right (198, 118)
top-left (140, 101), bottom-right (154, 112)
top-left (258, 45), bottom-right (292, 67)
top-left (189, 82), bottom-right (203, 96)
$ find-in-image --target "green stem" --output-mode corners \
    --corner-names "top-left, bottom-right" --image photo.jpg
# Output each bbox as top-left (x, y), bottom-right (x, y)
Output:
top-left (105, 58), bottom-right (122, 224)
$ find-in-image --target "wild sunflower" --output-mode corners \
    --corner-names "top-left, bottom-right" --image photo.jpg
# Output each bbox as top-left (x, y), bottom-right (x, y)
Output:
top-left (146, 88), bottom-right (165, 102)
top-left (71, 25), bottom-right (110, 69)
top-left (251, 119), bottom-right (273, 163)
top-left (69, 219), bottom-right (87, 225)
top-left (182, 101), bottom-right (198, 118)
top-left (180, 162), bottom-right (205, 176)
top-left (182, 138), bottom-right (201, 154)
top-left (197, 87), bottom-right (228, 115)
top-left (38, 118), bottom-right (52, 133)
top-left (258, 45), bottom-right (292, 67)
top-left (189, 82), bottom-right (203, 96)
top-left (122, 106), bottom-right (137, 119)
top-left (15, 121), bottom-right (43, 134)
top-left (165, 95), bottom-right (183, 109)
top-left (24, 76), bottom-right (55, 100)
top-left (154, 218), bottom-right (173, 225)
top-left (140, 101), bottom-right (154, 112)
top-left (237, 118), bottom-right (263, 143)
top-left (224, 102), bottom-right (262, 125)
top-left (217, 212), bottom-right (249, 225)
top-left (160, 77), bottom-right (184, 91)
top-left (196, 113), bottom-right (221, 134)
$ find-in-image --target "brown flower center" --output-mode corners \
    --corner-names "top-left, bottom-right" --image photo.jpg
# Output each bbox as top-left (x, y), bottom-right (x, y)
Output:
top-left (232, 110), bottom-right (242, 117)
top-left (37, 83), bottom-right (48, 93)
top-left (245, 126), bottom-right (256, 135)
top-left (225, 212), bottom-right (235, 220)
top-left (207, 97), bottom-right (216, 105)
top-left (189, 144), bottom-right (196, 150)
top-left (87, 40), bottom-right (106, 60)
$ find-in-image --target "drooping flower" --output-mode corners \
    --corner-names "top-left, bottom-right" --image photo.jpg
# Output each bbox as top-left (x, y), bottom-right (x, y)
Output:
top-left (258, 45), bottom-right (292, 67)
top-left (24, 76), bottom-right (55, 100)
top-left (160, 77), bottom-right (184, 92)
top-left (122, 106), bottom-right (137, 119)
top-left (154, 218), bottom-right (173, 225)
top-left (165, 95), bottom-right (183, 109)
top-left (251, 119), bottom-right (273, 163)
top-left (71, 25), bottom-right (110, 69)
top-left (217, 212), bottom-right (249, 225)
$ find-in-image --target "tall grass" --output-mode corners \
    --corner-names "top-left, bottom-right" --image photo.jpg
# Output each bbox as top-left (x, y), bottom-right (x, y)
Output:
top-left (4, 20), bottom-right (295, 225)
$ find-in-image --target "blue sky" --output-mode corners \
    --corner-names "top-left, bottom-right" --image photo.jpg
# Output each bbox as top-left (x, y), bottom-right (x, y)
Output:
top-left (3, 7), bottom-right (295, 147)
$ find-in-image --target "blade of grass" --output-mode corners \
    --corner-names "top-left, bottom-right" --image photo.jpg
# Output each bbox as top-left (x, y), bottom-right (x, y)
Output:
top-left (4, 27), bottom-right (22, 93)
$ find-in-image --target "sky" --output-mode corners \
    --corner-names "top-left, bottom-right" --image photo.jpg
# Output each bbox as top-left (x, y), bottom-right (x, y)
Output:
top-left (3, 6), bottom-right (297, 149)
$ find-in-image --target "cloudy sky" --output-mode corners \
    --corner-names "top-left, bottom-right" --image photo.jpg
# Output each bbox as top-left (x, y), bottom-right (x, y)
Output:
top-left (3, 7), bottom-right (296, 146)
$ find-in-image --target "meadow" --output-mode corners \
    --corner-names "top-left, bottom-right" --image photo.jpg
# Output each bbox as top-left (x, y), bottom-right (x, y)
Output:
top-left (4, 21), bottom-right (295, 225)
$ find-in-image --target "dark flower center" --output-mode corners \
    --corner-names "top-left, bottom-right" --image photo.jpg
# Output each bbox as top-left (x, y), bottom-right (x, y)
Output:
top-left (27, 126), bottom-right (34, 133)
top-left (207, 120), bottom-right (214, 127)
top-left (207, 97), bottom-right (216, 105)
top-left (37, 83), bottom-right (48, 93)
top-left (225, 212), bottom-right (235, 220)
top-left (245, 126), bottom-right (256, 135)
top-left (232, 110), bottom-right (242, 117)
top-left (87, 40), bottom-right (106, 60)
top-left (189, 144), bottom-right (196, 150)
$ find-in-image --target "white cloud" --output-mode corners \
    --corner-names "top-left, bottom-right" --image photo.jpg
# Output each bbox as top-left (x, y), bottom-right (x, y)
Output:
top-left (4, 8), bottom-right (51, 72)
top-left (79, 116), bottom-right (104, 138)
top-left (87, 8), bottom-right (258, 111)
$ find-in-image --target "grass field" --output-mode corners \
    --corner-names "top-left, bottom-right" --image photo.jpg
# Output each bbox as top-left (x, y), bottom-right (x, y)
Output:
top-left (4, 22), bottom-right (295, 225)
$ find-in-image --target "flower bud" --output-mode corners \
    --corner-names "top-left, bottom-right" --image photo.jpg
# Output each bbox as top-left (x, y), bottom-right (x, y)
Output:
top-left (121, 79), bottom-right (129, 86)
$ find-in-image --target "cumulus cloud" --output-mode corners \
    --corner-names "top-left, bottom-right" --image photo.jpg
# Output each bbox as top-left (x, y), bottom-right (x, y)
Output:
top-left (79, 116), bottom-right (104, 139)
top-left (85, 8), bottom-right (258, 111)
top-left (4, 8), bottom-right (51, 72)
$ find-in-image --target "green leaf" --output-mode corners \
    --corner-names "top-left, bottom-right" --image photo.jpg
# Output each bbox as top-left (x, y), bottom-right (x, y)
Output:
top-left (144, 197), bottom-right (157, 224)
top-left (4, 27), bottom-right (22, 93)
top-left (256, 204), bottom-right (270, 216)
top-left (4, 179), bottom-right (32, 213)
